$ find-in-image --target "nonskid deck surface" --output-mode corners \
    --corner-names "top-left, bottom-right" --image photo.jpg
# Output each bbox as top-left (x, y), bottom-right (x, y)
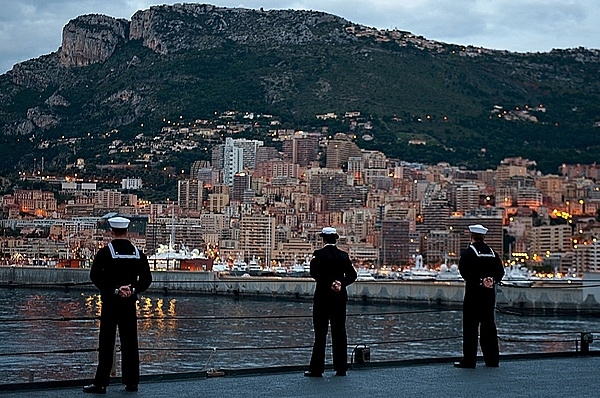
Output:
top-left (1, 354), bottom-right (599, 397)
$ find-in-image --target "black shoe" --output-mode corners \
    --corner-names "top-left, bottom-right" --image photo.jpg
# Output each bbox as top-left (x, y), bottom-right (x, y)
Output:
top-left (454, 361), bottom-right (476, 369)
top-left (335, 371), bottom-right (347, 376)
top-left (304, 371), bottom-right (322, 377)
top-left (125, 384), bottom-right (138, 392)
top-left (82, 384), bottom-right (106, 394)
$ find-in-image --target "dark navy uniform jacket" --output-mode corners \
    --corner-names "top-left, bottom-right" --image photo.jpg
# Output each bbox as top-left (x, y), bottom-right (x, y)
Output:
top-left (310, 244), bottom-right (357, 302)
top-left (90, 239), bottom-right (152, 300)
top-left (458, 241), bottom-right (504, 301)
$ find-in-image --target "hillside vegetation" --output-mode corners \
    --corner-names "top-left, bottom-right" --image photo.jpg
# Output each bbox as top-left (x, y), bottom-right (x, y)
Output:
top-left (0, 3), bottom-right (599, 176)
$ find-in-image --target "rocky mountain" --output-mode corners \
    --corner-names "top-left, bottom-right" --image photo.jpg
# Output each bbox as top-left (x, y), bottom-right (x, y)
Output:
top-left (0, 3), bottom-right (599, 176)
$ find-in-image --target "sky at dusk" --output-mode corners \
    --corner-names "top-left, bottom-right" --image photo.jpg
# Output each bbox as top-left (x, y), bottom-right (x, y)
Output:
top-left (1, 0), bottom-right (599, 74)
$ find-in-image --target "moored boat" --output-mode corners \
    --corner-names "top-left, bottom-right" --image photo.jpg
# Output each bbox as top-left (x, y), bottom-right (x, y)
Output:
top-left (435, 263), bottom-right (463, 282)
top-left (289, 256), bottom-right (311, 277)
top-left (356, 268), bottom-right (376, 281)
top-left (231, 254), bottom-right (248, 276)
top-left (247, 256), bottom-right (262, 276)
top-left (502, 265), bottom-right (534, 287)
top-left (403, 255), bottom-right (437, 281)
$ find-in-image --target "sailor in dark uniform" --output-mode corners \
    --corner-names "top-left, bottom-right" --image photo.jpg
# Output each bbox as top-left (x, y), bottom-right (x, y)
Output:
top-left (305, 227), bottom-right (357, 377)
top-left (454, 224), bottom-right (505, 369)
top-left (83, 217), bottom-right (152, 394)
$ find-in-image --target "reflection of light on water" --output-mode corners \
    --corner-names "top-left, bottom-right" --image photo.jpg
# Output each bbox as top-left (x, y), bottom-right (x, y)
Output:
top-left (83, 293), bottom-right (101, 319)
top-left (137, 297), bottom-right (178, 337)
top-left (4, 291), bottom-right (600, 384)
top-left (84, 294), bottom-right (94, 312)
top-left (168, 299), bottom-right (176, 316)
top-left (137, 297), bottom-right (154, 315)
top-left (156, 298), bottom-right (164, 317)
top-left (137, 297), bottom-right (180, 366)
top-left (95, 294), bottom-right (102, 318)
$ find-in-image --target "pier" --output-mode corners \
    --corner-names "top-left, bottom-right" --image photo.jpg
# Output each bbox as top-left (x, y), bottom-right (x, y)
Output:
top-left (2, 267), bottom-right (600, 314)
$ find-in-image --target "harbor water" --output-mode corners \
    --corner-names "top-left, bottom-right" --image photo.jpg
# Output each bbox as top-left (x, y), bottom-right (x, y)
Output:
top-left (1, 288), bottom-right (599, 384)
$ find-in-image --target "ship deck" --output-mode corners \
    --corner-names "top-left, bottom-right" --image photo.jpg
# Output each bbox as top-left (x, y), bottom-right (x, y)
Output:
top-left (1, 352), bottom-right (598, 397)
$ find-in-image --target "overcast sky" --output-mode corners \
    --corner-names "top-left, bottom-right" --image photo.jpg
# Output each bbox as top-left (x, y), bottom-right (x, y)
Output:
top-left (1, 0), bottom-right (599, 74)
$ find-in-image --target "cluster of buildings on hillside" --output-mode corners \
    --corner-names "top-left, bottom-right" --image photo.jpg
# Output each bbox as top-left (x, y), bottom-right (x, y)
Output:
top-left (3, 129), bottom-right (600, 275)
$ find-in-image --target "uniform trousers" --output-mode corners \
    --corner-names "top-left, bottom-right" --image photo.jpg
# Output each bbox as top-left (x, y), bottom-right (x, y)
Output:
top-left (462, 293), bottom-right (500, 366)
top-left (94, 297), bottom-right (139, 387)
top-left (309, 299), bottom-right (348, 374)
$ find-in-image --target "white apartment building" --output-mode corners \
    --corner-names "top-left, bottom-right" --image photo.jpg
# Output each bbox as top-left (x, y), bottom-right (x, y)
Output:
top-left (122, 178), bottom-right (143, 190)
top-left (233, 138), bottom-right (264, 170)
top-left (223, 137), bottom-right (244, 186)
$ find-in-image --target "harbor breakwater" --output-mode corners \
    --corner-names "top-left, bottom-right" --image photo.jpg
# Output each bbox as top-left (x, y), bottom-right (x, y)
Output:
top-left (2, 266), bottom-right (600, 313)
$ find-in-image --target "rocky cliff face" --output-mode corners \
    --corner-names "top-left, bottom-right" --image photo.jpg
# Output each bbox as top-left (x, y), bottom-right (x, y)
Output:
top-left (128, 4), bottom-right (353, 54)
top-left (60, 14), bottom-right (129, 67)
top-left (56, 4), bottom-right (353, 63)
top-left (1, 3), bottom-right (598, 175)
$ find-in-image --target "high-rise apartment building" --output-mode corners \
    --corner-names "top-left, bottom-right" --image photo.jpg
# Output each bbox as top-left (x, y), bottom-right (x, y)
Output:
top-left (177, 179), bottom-right (203, 211)
top-left (121, 178), bottom-right (142, 190)
top-left (455, 183), bottom-right (481, 212)
top-left (254, 159), bottom-right (300, 179)
top-left (282, 132), bottom-right (320, 166)
top-left (207, 193), bottom-right (229, 214)
top-left (475, 169), bottom-right (497, 188)
top-left (256, 146), bottom-right (281, 164)
top-left (447, 212), bottom-right (504, 257)
top-left (95, 190), bottom-right (121, 210)
top-left (380, 219), bottom-right (410, 267)
top-left (419, 198), bottom-right (451, 233)
top-left (528, 224), bottom-right (572, 257)
top-left (232, 172), bottom-right (251, 202)
top-left (326, 133), bottom-right (361, 169)
top-left (516, 187), bottom-right (543, 208)
top-left (535, 175), bottom-right (565, 206)
top-left (574, 241), bottom-right (600, 274)
top-left (190, 160), bottom-right (211, 177)
top-left (232, 138), bottom-right (264, 169)
top-left (239, 215), bottom-right (276, 264)
top-left (496, 157), bottom-right (535, 181)
top-left (215, 137), bottom-right (243, 186)
top-left (308, 171), bottom-right (363, 211)
top-left (196, 167), bottom-right (220, 186)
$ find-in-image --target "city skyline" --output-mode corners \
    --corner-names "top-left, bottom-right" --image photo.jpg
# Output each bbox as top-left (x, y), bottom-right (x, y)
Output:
top-left (3, 139), bottom-right (600, 277)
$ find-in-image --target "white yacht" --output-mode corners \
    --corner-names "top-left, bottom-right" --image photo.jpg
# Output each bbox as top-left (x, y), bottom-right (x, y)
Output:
top-left (147, 243), bottom-right (207, 270)
top-left (212, 260), bottom-right (229, 273)
top-left (403, 255), bottom-right (437, 281)
top-left (435, 263), bottom-right (463, 282)
top-left (273, 263), bottom-right (289, 276)
top-left (356, 268), bottom-right (376, 281)
top-left (290, 256), bottom-right (311, 277)
top-left (502, 265), bottom-right (534, 287)
top-left (247, 256), bottom-right (262, 276)
top-left (231, 254), bottom-right (248, 276)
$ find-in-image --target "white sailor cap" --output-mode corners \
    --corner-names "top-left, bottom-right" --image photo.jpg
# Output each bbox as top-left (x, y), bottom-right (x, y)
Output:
top-left (108, 216), bottom-right (130, 229)
top-left (319, 227), bottom-right (338, 236)
top-left (468, 224), bottom-right (488, 235)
